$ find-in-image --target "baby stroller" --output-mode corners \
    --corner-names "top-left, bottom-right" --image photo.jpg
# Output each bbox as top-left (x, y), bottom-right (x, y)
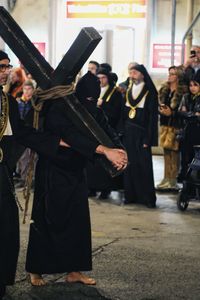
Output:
top-left (177, 115), bottom-right (200, 211)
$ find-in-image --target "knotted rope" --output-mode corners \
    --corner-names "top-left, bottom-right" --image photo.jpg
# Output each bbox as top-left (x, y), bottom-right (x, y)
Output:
top-left (22, 84), bottom-right (74, 224)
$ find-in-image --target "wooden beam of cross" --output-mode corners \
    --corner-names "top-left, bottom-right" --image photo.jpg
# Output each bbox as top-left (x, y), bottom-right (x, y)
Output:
top-left (0, 7), bottom-right (101, 89)
top-left (0, 6), bottom-right (121, 177)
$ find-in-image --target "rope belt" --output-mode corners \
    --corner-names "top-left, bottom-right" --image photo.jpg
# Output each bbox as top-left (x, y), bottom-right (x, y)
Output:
top-left (31, 85), bottom-right (74, 129)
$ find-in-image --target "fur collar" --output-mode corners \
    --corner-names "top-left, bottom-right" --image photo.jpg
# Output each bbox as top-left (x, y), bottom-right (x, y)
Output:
top-left (159, 82), bottom-right (188, 110)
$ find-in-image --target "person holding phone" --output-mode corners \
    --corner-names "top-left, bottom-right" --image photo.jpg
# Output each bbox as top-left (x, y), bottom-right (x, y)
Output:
top-left (157, 66), bottom-right (187, 190)
top-left (183, 46), bottom-right (200, 84)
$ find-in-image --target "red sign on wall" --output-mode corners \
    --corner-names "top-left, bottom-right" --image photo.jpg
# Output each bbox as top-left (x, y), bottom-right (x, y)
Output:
top-left (66, 0), bottom-right (146, 19)
top-left (33, 42), bottom-right (46, 58)
top-left (152, 44), bottom-right (184, 68)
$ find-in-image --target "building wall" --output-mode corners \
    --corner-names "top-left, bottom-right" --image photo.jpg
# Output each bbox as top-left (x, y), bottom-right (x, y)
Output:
top-left (154, 0), bottom-right (200, 44)
top-left (149, 0), bottom-right (200, 87)
top-left (3, 0), bottom-right (200, 81)
top-left (48, 0), bottom-right (148, 82)
top-left (9, 0), bottom-right (48, 65)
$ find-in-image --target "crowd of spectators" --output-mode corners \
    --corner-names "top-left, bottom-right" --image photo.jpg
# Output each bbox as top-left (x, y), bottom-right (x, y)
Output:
top-left (9, 45), bottom-right (200, 208)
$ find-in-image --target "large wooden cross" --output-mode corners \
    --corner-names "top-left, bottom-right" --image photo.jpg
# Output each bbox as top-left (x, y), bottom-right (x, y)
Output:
top-left (0, 6), bottom-right (121, 177)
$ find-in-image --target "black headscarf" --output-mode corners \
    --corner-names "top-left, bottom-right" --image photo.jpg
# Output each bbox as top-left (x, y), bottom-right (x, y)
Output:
top-left (0, 50), bottom-right (10, 62)
top-left (75, 71), bottom-right (100, 104)
top-left (99, 63), bottom-right (112, 72)
top-left (130, 64), bottom-right (158, 97)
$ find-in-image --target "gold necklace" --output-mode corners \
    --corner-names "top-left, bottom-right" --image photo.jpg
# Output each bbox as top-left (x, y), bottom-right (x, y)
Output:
top-left (101, 85), bottom-right (117, 103)
top-left (105, 86), bottom-right (117, 102)
top-left (126, 81), bottom-right (149, 119)
top-left (100, 85), bottom-right (109, 99)
top-left (0, 91), bottom-right (9, 162)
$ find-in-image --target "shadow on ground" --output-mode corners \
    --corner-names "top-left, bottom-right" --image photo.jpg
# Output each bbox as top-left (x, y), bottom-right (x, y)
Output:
top-left (5, 282), bottom-right (112, 300)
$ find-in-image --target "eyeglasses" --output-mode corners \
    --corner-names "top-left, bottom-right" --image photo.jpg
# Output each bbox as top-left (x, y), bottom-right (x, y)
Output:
top-left (168, 72), bottom-right (177, 76)
top-left (0, 64), bottom-right (13, 72)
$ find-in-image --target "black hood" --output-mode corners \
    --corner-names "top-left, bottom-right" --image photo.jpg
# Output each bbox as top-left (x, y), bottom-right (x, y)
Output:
top-left (75, 71), bottom-right (100, 104)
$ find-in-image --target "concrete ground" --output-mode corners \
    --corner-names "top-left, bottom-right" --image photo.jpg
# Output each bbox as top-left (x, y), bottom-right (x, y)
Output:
top-left (4, 156), bottom-right (200, 300)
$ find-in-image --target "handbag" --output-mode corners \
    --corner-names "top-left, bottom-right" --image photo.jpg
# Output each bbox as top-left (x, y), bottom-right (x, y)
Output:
top-left (159, 125), bottom-right (179, 151)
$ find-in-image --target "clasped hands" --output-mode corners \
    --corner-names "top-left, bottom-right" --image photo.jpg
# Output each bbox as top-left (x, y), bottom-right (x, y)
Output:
top-left (59, 141), bottom-right (128, 171)
top-left (96, 145), bottom-right (128, 171)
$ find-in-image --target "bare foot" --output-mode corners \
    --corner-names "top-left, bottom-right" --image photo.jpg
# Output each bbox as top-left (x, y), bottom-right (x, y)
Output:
top-left (65, 272), bottom-right (96, 285)
top-left (30, 273), bottom-right (46, 286)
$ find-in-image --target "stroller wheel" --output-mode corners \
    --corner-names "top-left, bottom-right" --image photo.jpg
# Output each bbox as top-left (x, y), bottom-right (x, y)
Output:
top-left (177, 191), bottom-right (189, 211)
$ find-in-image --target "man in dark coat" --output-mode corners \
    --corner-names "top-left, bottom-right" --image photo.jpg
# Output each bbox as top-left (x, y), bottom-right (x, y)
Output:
top-left (123, 64), bottom-right (158, 208)
top-left (182, 46), bottom-right (200, 84)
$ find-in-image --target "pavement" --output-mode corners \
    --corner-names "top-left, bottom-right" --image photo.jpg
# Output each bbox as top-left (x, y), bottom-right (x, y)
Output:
top-left (4, 156), bottom-right (200, 300)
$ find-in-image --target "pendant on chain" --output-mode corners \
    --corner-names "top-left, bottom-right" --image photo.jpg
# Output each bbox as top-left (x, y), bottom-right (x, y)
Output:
top-left (129, 108), bottom-right (136, 119)
top-left (0, 147), bottom-right (3, 163)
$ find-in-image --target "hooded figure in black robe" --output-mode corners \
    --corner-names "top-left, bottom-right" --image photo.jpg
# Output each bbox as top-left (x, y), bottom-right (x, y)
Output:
top-left (75, 71), bottom-right (122, 149)
top-left (25, 101), bottom-right (99, 277)
top-left (25, 70), bottom-right (127, 284)
top-left (123, 64), bottom-right (158, 208)
top-left (76, 71), bottom-right (124, 197)
top-left (85, 69), bottom-right (124, 198)
top-left (96, 68), bottom-right (124, 132)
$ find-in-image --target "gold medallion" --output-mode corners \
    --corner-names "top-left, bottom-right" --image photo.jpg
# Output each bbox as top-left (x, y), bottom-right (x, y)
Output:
top-left (129, 108), bottom-right (136, 119)
top-left (0, 147), bottom-right (3, 163)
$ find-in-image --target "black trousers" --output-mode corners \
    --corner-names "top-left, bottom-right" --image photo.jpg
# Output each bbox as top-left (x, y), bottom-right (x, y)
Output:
top-left (0, 285), bottom-right (5, 299)
top-left (0, 163), bottom-right (19, 287)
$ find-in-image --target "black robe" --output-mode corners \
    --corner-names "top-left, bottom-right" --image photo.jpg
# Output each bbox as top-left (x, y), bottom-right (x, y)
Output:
top-left (87, 86), bottom-right (124, 191)
top-left (123, 84), bottom-right (158, 206)
top-left (25, 99), bottom-right (99, 274)
top-left (0, 96), bottom-right (20, 287)
top-left (101, 85), bottom-right (124, 133)
top-left (0, 95), bottom-right (60, 287)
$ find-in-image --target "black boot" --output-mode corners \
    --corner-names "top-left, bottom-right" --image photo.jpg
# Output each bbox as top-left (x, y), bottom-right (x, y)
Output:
top-left (0, 285), bottom-right (6, 299)
top-left (88, 189), bottom-right (97, 197)
top-left (99, 190), bottom-right (110, 199)
top-left (146, 202), bottom-right (156, 208)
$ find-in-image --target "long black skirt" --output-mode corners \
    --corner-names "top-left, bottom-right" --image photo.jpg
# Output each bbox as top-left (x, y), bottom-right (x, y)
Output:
top-left (123, 122), bottom-right (156, 206)
top-left (26, 159), bottom-right (92, 274)
top-left (86, 161), bottom-right (124, 191)
top-left (0, 164), bottom-right (19, 286)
